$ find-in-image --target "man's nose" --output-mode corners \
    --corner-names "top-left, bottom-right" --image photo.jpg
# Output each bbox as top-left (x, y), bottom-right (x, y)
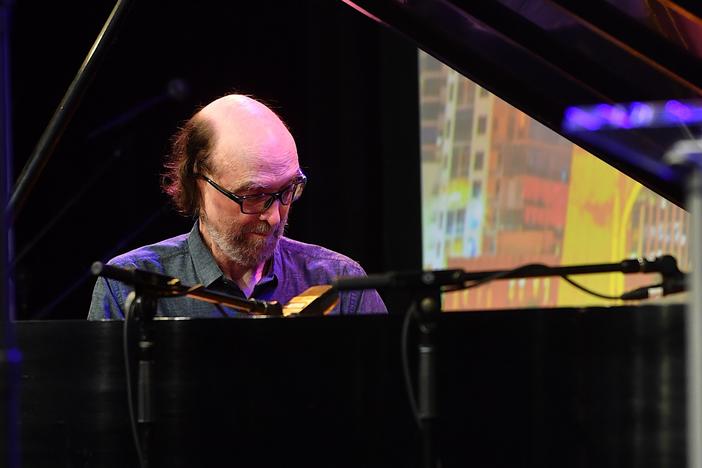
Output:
top-left (258, 199), bottom-right (281, 226)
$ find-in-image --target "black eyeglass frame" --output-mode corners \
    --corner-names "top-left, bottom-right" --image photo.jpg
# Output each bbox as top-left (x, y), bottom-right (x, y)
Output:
top-left (196, 172), bottom-right (307, 214)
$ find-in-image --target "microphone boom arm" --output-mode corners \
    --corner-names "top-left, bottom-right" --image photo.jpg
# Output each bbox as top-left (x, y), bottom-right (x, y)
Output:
top-left (333, 255), bottom-right (684, 298)
top-left (91, 261), bottom-right (283, 316)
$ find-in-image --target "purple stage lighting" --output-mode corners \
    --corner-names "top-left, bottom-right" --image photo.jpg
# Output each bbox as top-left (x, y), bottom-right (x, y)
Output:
top-left (563, 99), bottom-right (702, 132)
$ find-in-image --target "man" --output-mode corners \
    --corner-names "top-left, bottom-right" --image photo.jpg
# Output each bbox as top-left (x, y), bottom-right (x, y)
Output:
top-left (88, 94), bottom-right (386, 319)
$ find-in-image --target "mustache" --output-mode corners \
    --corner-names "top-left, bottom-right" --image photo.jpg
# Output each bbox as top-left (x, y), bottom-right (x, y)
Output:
top-left (244, 223), bottom-right (272, 235)
top-left (242, 221), bottom-right (287, 237)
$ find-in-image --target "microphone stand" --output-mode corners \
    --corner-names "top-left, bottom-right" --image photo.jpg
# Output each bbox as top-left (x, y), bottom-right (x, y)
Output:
top-left (409, 280), bottom-right (441, 468)
top-left (333, 255), bottom-right (685, 468)
top-left (92, 263), bottom-right (284, 468)
top-left (126, 284), bottom-right (157, 468)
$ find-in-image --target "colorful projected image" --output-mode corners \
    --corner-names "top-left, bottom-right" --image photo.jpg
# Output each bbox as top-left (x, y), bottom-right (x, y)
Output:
top-left (419, 51), bottom-right (689, 310)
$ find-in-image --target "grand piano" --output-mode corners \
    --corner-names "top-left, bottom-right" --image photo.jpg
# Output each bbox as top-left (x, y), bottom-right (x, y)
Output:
top-left (7, 0), bottom-right (702, 467)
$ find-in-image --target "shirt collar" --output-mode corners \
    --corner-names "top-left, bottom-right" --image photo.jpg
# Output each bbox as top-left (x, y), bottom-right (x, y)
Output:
top-left (187, 221), bottom-right (224, 287)
top-left (271, 239), bottom-right (283, 284)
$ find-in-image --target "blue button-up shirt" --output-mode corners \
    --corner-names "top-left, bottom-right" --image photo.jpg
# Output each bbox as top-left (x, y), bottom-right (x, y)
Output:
top-left (88, 223), bottom-right (387, 319)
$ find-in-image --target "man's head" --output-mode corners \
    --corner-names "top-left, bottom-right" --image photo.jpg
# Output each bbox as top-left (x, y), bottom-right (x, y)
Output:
top-left (163, 94), bottom-right (302, 269)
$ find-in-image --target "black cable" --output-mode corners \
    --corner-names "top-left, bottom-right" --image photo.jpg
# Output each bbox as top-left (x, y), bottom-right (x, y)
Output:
top-left (443, 263), bottom-right (547, 293)
top-left (401, 303), bottom-right (421, 429)
top-left (123, 295), bottom-right (146, 468)
top-left (559, 274), bottom-right (623, 300)
top-left (444, 263), bottom-right (628, 302)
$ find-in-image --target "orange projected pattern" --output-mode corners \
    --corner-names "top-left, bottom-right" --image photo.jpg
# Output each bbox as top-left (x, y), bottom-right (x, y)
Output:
top-left (419, 52), bottom-right (689, 310)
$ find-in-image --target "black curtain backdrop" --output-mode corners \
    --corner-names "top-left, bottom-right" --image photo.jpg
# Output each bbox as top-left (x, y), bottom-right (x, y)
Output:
top-left (10, 1), bottom-right (421, 319)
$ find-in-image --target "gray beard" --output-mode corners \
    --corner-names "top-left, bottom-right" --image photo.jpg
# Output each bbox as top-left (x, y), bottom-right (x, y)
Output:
top-left (202, 214), bottom-right (286, 269)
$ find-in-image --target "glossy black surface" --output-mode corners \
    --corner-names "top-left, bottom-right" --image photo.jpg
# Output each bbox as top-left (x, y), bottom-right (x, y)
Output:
top-left (18, 305), bottom-right (685, 467)
top-left (344, 0), bottom-right (702, 205)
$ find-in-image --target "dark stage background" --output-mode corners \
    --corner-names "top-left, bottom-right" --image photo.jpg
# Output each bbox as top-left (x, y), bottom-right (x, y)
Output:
top-left (9, 1), bottom-right (421, 319)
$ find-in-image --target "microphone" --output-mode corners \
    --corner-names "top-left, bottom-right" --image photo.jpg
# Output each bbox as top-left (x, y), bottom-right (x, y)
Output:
top-left (627, 254), bottom-right (681, 275)
top-left (91, 261), bottom-right (182, 292)
top-left (620, 254), bottom-right (685, 300)
top-left (620, 274), bottom-right (687, 300)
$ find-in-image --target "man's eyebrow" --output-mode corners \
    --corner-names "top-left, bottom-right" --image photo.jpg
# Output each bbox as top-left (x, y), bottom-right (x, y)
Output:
top-left (232, 174), bottom-right (302, 194)
top-left (232, 181), bottom-right (267, 193)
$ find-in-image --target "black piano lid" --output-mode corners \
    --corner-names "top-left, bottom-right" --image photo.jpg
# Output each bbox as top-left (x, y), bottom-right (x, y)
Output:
top-left (342, 0), bottom-right (702, 207)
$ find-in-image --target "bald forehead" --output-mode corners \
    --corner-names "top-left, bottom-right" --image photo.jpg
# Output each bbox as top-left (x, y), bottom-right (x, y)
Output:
top-left (199, 95), bottom-right (280, 127)
top-left (198, 95), bottom-right (299, 180)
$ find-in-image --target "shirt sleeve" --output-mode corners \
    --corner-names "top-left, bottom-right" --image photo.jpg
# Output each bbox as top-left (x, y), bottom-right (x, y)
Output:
top-left (352, 289), bottom-right (388, 315)
top-left (337, 262), bottom-right (388, 315)
top-left (87, 276), bottom-right (127, 320)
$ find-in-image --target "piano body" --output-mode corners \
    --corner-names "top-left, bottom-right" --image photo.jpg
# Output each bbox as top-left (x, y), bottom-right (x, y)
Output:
top-left (7, 0), bottom-right (702, 467)
top-left (18, 305), bottom-right (685, 468)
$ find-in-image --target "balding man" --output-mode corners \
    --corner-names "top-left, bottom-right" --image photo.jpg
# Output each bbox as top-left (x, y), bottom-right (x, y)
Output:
top-left (88, 95), bottom-right (387, 319)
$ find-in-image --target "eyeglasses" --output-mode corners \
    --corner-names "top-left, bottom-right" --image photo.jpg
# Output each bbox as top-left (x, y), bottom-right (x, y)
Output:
top-left (197, 173), bottom-right (307, 214)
